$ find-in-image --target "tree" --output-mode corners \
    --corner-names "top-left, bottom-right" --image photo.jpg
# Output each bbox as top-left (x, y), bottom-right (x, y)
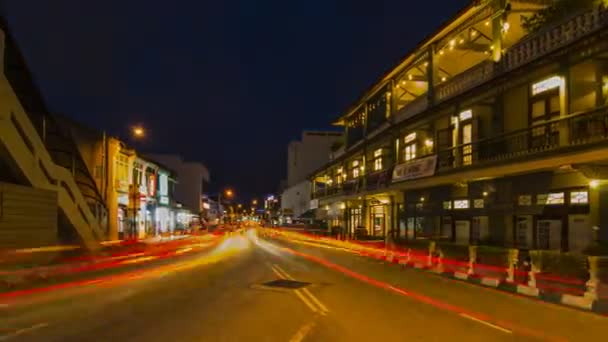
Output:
top-left (521, 0), bottom-right (602, 33)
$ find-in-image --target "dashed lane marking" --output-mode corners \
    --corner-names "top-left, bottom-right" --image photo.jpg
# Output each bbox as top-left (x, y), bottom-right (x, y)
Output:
top-left (289, 321), bottom-right (316, 342)
top-left (459, 313), bottom-right (512, 334)
top-left (0, 323), bottom-right (49, 341)
top-left (273, 264), bottom-right (329, 316)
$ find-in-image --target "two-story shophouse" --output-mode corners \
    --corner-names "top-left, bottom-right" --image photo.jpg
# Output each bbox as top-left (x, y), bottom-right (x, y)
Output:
top-left (312, 0), bottom-right (608, 253)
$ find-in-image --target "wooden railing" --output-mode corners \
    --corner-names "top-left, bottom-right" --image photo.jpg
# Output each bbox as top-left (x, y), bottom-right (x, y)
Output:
top-left (437, 106), bottom-right (608, 170)
top-left (435, 60), bottom-right (495, 103)
top-left (394, 95), bottom-right (428, 124)
top-left (504, 6), bottom-right (608, 71)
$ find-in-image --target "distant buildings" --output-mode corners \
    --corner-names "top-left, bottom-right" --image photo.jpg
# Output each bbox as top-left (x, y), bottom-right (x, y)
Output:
top-left (0, 17), bottom-right (208, 248)
top-left (281, 131), bottom-right (342, 223)
top-left (145, 154), bottom-right (210, 216)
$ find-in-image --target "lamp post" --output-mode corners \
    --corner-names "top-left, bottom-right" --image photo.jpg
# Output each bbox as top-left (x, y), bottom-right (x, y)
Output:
top-left (218, 188), bottom-right (234, 224)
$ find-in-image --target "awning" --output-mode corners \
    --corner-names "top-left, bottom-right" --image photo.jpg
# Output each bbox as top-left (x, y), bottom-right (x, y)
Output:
top-left (298, 209), bottom-right (316, 219)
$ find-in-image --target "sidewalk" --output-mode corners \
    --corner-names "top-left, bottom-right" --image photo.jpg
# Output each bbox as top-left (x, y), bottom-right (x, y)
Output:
top-left (265, 227), bottom-right (608, 315)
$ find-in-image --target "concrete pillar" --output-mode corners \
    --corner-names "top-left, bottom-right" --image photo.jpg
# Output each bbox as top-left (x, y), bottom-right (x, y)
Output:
top-left (559, 61), bottom-right (570, 147)
top-left (106, 138), bottom-right (121, 241)
top-left (491, 0), bottom-right (507, 63)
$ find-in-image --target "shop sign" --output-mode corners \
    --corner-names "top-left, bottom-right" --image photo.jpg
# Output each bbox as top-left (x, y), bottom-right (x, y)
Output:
top-left (392, 155), bottom-right (437, 183)
top-left (148, 175), bottom-right (156, 197)
top-left (310, 199), bottom-right (319, 210)
top-left (159, 173), bottom-right (169, 196)
top-left (118, 194), bottom-right (129, 206)
top-left (115, 179), bottom-right (129, 192)
top-left (159, 196), bottom-right (169, 205)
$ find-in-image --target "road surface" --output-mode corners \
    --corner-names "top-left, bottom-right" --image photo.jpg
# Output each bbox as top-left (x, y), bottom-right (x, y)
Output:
top-left (1, 229), bottom-right (607, 341)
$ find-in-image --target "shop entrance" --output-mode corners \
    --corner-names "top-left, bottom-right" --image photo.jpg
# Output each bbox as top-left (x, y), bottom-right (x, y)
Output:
top-left (536, 219), bottom-right (562, 250)
top-left (370, 205), bottom-right (386, 237)
top-left (348, 208), bottom-right (362, 237)
top-left (454, 220), bottom-right (470, 245)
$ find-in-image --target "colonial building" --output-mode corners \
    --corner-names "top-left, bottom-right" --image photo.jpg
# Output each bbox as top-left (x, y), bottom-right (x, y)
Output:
top-left (312, 1), bottom-right (608, 252)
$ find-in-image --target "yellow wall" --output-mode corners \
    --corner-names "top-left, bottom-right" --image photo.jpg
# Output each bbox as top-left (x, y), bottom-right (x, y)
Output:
top-left (570, 60), bottom-right (598, 113)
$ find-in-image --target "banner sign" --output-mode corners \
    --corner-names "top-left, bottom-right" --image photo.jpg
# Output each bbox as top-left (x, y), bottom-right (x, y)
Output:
top-left (392, 155), bottom-right (437, 183)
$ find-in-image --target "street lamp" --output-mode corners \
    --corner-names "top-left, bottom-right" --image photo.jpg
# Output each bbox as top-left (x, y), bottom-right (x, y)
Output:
top-left (252, 199), bottom-right (258, 206)
top-left (218, 188), bottom-right (235, 224)
top-left (132, 126), bottom-right (145, 139)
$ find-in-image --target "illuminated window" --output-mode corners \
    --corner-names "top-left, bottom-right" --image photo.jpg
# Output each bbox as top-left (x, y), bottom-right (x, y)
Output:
top-left (459, 109), bottom-right (472, 121)
top-left (374, 159), bottom-right (382, 171)
top-left (547, 192), bottom-right (565, 205)
top-left (404, 143), bottom-right (416, 162)
top-left (538, 192), bottom-right (564, 205)
top-left (405, 132), bottom-right (417, 143)
top-left (336, 167), bottom-right (344, 185)
top-left (453, 200), bottom-right (469, 209)
top-left (443, 201), bottom-right (452, 210)
top-left (518, 195), bottom-right (532, 206)
top-left (462, 123), bottom-right (472, 166)
top-left (352, 160), bottom-right (360, 178)
top-left (532, 76), bottom-right (562, 95)
top-left (474, 199), bottom-right (484, 209)
top-left (570, 191), bottom-right (589, 204)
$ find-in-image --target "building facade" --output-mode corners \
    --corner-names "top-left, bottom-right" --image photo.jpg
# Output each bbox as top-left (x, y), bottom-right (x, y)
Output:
top-left (312, 1), bottom-right (608, 252)
top-left (287, 131), bottom-right (343, 187)
top-left (146, 154), bottom-right (210, 216)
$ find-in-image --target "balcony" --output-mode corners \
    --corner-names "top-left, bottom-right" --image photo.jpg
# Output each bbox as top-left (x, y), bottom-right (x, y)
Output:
top-left (437, 106), bottom-right (608, 171)
top-left (394, 95), bottom-right (428, 124)
top-left (504, 6), bottom-right (608, 72)
top-left (435, 60), bottom-right (495, 104)
top-left (365, 169), bottom-right (392, 191)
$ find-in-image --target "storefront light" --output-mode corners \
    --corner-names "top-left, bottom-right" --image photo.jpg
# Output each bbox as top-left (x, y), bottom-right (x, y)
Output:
top-left (405, 132), bottom-right (417, 143)
top-left (532, 76), bottom-right (562, 95)
top-left (590, 179), bottom-right (600, 189)
top-left (424, 139), bottom-right (433, 148)
top-left (459, 109), bottom-right (472, 121)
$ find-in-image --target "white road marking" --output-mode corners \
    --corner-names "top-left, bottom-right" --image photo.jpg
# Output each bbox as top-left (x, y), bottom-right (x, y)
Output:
top-left (273, 264), bottom-right (329, 315)
top-left (0, 323), bottom-right (49, 341)
top-left (459, 313), bottom-right (512, 334)
top-left (289, 321), bottom-right (316, 342)
top-left (270, 266), bottom-right (318, 314)
top-left (301, 288), bottom-right (329, 315)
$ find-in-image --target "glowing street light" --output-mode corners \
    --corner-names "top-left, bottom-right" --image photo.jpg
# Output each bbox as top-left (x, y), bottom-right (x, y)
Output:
top-left (132, 126), bottom-right (145, 138)
top-left (224, 188), bottom-right (234, 198)
top-left (252, 199), bottom-right (258, 206)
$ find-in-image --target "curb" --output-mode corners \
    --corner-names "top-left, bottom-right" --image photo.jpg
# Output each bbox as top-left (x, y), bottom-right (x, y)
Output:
top-left (381, 254), bottom-right (608, 315)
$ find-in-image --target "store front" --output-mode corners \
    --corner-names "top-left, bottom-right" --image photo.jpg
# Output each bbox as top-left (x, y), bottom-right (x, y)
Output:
top-left (369, 204), bottom-right (387, 238)
top-left (514, 188), bottom-right (591, 252)
top-left (348, 207), bottom-right (363, 238)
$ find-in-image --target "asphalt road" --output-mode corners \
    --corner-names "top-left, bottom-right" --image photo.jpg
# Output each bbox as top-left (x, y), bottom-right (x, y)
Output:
top-left (1, 229), bottom-right (607, 341)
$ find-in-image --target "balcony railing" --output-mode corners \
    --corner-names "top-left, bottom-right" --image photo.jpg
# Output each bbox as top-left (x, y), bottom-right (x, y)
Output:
top-left (315, 106), bottom-right (608, 199)
top-left (343, 178), bottom-right (363, 195)
top-left (365, 169), bottom-right (392, 191)
top-left (394, 95), bottom-right (428, 124)
top-left (504, 6), bottom-right (608, 72)
top-left (437, 106), bottom-right (608, 170)
top-left (435, 60), bottom-right (495, 103)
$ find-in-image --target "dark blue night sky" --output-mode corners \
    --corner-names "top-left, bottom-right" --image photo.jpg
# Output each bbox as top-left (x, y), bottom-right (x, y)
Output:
top-left (3, 0), bottom-right (468, 198)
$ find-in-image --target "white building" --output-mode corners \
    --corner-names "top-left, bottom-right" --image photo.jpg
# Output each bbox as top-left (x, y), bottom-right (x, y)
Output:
top-left (282, 131), bottom-right (342, 221)
top-left (287, 131), bottom-right (342, 187)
